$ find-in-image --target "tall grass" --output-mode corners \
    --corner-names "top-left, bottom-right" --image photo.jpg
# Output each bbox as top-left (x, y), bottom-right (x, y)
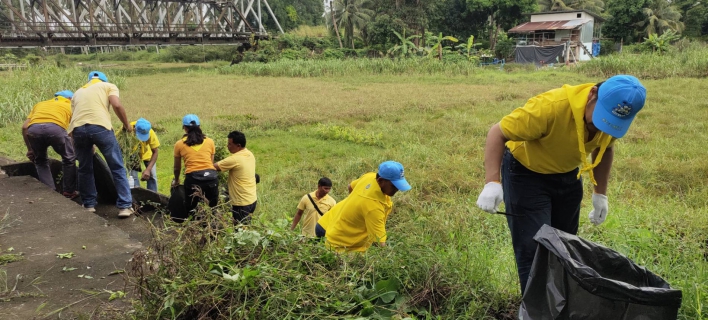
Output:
top-left (0, 67), bottom-right (126, 126)
top-left (577, 43), bottom-right (708, 79)
top-left (288, 25), bottom-right (330, 37)
top-left (218, 58), bottom-right (518, 77)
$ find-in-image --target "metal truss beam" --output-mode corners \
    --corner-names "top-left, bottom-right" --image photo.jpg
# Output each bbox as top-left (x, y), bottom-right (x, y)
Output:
top-left (0, 0), bottom-right (282, 47)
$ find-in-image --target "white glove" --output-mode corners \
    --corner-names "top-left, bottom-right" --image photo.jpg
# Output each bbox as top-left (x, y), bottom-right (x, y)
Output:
top-left (589, 193), bottom-right (609, 225)
top-left (476, 182), bottom-right (503, 214)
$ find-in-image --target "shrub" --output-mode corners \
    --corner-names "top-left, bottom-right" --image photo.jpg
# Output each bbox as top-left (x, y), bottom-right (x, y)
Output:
top-left (599, 39), bottom-right (617, 56)
top-left (321, 48), bottom-right (345, 60)
top-left (280, 48), bottom-right (310, 60)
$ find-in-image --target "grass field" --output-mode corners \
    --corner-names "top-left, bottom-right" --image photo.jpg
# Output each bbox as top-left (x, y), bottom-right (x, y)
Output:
top-left (0, 65), bottom-right (706, 319)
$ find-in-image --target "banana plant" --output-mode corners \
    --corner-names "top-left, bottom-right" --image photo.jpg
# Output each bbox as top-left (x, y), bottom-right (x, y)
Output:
top-left (428, 32), bottom-right (459, 60)
top-left (465, 35), bottom-right (475, 58)
top-left (388, 29), bottom-right (420, 59)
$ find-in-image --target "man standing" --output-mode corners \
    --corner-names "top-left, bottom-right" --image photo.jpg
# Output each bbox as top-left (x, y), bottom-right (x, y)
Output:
top-left (213, 131), bottom-right (257, 225)
top-left (21, 90), bottom-right (77, 198)
top-left (475, 75), bottom-right (647, 294)
top-left (128, 118), bottom-right (160, 192)
top-left (290, 177), bottom-right (337, 237)
top-left (69, 71), bottom-right (134, 218)
top-left (318, 161), bottom-right (411, 252)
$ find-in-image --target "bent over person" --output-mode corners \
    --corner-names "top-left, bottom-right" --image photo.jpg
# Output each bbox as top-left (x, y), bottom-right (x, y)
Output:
top-left (69, 71), bottom-right (134, 218)
top-left (21, 91), bottom-right (77, 198)
top-left (475, 75), bottom-right (647, 294)
top-left (318, 161), bottom-right (411, 252)
top-left (128, 118), bottom-right (160, 192)
top-left (214, 131), bottom-right (257, 225)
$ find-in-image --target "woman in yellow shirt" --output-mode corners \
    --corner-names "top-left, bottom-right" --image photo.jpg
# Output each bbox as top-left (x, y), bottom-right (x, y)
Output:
top-left (172, 114), bottom-right (218, 221)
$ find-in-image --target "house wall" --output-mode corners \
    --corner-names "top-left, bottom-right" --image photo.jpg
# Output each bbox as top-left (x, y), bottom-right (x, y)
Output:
top-left (555, 30), bottom-right (571, 42)
top-left (530, 12), bottom-right (595, 22)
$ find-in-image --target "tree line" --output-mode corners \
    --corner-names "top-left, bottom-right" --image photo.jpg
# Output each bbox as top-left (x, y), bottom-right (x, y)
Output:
top-left (264, 0), bottom-right (707, 49)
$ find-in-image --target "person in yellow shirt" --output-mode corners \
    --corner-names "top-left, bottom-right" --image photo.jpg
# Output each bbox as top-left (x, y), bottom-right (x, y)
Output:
top-left (319, 161), bottom-right (411, 252)
top-left (128, 118), bottom-right (160, 192)
top-left (290, 177), bottom-right (336, 237)
top-left (21, 91), bottom-right (77, 198)
top-left (214, 131), bottom-right (257, 225)
top-left (172, 114), bottom-right (218, 222)
top-left (475, 75), bottom-right (647, 295)
top-left (70, 71), bottom-right (134, 218)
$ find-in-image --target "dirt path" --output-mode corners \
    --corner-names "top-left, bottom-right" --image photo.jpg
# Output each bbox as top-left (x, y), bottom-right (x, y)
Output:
top-left (0, 174), bottom-right (155, 319)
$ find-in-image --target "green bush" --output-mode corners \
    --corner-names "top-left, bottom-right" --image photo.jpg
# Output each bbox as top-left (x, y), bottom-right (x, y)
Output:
top-left (321, 48), bottom-right (345, 60)
top-left (494, 34), bottom-right (516, 59)
top-left (599, 40), bottom-right (617, 56)
top-left (280, 48), bottom-right (310, 60)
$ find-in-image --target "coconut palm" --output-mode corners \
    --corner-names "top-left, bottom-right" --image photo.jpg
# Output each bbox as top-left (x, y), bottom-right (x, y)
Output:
top-left (334, 0), bottom-right (375, 49)
top-left (537, 0), bottom-right (604, 14)
top-left (538, 0), bottom-right (571, 11)
top-left (570, 0), bottom-right (605, 15)
top-left (637, 0), bottom-right (685, 36)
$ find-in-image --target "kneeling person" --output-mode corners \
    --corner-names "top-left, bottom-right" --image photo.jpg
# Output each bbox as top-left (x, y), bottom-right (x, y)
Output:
top-left (290, 177), bottom-right (337, 237)
top-left (319, 161), bottom-right (411, 252)
top-left (214, 131), bottom-right (257, 225)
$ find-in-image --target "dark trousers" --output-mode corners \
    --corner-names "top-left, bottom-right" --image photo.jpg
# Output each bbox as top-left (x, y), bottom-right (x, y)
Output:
top-left (502, 150), bottom-right (582, 294)
top-left (26, 123), bottom-right (77, 193)
top-left (183, 174), bottom-right (219, 216)
top-left (315, 223), bottom-right (326, 238)
top-left (231, 201), bottom-right (257, 225)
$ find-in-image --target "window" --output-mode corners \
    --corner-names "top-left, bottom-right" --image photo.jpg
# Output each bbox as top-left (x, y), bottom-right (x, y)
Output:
top-left (577, 13), bottom-right (582, 18)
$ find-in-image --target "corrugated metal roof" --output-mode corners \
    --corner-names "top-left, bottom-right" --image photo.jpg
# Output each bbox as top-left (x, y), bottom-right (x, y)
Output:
top-left (509, 19), bottom-right (590, 33)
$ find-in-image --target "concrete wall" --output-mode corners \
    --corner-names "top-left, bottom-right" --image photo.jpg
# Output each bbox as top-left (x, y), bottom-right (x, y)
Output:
top-left (530, 12), bottom-right (595, 22)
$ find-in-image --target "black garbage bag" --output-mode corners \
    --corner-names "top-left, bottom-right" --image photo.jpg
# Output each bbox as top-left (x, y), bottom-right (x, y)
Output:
top-left (93, 154), bottom-right (118, 204)
top-left (167, 185), bottom-right (188, 222)
top-left (521, 225), bottom-right (682, 320)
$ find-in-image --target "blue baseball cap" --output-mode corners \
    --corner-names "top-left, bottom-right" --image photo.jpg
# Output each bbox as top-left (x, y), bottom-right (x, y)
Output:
top-left (378, 161), bottom-right (411, 192)
top-left (134, 118), bottom-right (152, 142)
top-left (54, 90), bottom-right (73, 99)
top-left (88, 71), bottom-right (108, 82)
top-left (592, 75), bottom-right (646, 138)
top-left (182, 114), bottom-right (200, 127)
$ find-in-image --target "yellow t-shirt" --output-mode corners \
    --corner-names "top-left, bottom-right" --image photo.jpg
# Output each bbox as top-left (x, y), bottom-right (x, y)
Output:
top-left (323, 172), bottom-right (393, 253)
top-left (216, 148), bottom-right (257, 206)
top-left (27, 97), bottom-right (72, 130)
top-left (500, 83), bottom-right (615, 174)
top-left (69, 79), bottom-right (120, 133)
top-left (173, 137), bottom-right (216, 174)
top-left (130, 121), bottom-right (160, 161)
top-left (297, 191), bottom-right (337, 237)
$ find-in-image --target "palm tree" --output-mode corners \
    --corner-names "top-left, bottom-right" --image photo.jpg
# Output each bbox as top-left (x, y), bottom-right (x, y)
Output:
top-left (570, 0), bottom-right (605, 15)
top-left (334, 0), bottom-right (374, 49)
top-left (537, 0), bottom-right (604, 14)
top-left (538, 0), bottom-right (571, 12)
top-left (637, 0), bottom-right (684, 36)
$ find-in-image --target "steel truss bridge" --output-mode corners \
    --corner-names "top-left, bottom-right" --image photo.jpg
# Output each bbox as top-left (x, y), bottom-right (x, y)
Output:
top-left (0, 0), bottom-right (283, 47)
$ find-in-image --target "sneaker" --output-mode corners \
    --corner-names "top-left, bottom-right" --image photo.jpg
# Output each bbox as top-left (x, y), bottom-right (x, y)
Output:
top-left (118, 208), bottom-right (134, 218)
top-left (84, 205), bottom-right (96, 213)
